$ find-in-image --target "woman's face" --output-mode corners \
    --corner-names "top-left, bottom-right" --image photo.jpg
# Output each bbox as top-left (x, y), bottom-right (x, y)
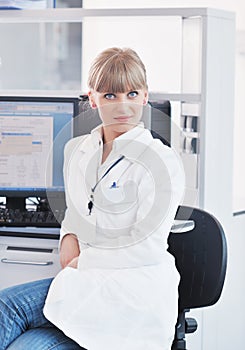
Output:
top-left (88, 89), bottom-right (148, 137)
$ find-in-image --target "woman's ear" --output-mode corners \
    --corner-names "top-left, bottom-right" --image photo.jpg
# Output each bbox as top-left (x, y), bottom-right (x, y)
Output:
top-left (88, 90), bottom-right (97, 109)
top-left (143, 91), bottom-right (149, 105)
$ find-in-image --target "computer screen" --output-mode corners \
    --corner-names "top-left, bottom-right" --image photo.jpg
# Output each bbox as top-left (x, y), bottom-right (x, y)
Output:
top-left (0, 96), bottom-right (79, 209)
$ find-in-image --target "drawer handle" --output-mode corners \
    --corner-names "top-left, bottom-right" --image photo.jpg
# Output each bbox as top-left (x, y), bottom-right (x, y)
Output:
top-left (1, 258), bottom-right (53, 266)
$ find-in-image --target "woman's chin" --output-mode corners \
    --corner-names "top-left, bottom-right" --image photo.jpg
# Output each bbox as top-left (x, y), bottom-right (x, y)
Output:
top-left (102, 121), bottom-right (138, 139)
top-left (116, 124), bottom-right (130, 132)
top-left (113, 122), bottom-right (136, 133)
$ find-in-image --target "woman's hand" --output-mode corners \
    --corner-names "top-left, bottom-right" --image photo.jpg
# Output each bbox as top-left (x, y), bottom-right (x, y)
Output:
top-left (59, 234), bottom-right (80, 269)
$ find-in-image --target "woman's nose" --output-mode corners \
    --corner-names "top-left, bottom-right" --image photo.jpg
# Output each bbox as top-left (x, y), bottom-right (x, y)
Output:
top-left (115, 101), bottom-right (131, 115)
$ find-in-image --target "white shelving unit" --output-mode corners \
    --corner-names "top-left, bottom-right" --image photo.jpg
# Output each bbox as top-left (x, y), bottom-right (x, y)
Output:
top-left (0, 7), bottom-right (235, 221)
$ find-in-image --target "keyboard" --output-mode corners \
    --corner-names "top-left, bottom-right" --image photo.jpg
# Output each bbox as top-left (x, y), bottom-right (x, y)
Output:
top-left (0, 208), bottom-right (65, 228)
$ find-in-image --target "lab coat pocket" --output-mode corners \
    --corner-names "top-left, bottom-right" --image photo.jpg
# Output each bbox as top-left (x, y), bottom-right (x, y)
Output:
top-left (99, 180), bottom-right (139, 214)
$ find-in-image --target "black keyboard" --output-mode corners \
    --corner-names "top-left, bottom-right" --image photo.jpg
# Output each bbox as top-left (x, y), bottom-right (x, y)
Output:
top-left (0, 208), bottom-right (65, 228)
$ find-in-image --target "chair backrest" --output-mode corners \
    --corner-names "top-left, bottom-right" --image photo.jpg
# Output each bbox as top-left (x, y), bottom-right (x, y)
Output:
top-left (168, 205), bottom-right (227, 311)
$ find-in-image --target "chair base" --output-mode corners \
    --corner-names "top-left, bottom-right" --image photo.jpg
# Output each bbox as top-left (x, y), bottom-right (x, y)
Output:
top-left (171, 339), bottom-right (186, 350)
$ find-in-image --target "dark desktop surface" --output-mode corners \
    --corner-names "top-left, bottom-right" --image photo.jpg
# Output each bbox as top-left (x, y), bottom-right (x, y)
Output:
top-left (0, 225), bottom-right (60, 240)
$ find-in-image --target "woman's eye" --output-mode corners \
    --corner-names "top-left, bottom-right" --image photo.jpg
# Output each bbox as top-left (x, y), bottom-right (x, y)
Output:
top-left (104, 93), bottom-right (116, 100)
top-left (128, 91), bottom-right (138, 98)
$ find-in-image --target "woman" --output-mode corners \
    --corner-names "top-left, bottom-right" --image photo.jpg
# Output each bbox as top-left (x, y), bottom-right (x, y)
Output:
top-left (0, 48), bottom-right (185, 350)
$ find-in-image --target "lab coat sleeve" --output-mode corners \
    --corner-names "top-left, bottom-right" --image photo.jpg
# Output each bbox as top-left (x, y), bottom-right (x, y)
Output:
top-left (59, 136), bottom-right (88, 251)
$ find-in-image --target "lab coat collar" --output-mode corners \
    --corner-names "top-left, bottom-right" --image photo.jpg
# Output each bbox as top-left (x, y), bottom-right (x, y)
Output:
top-left (77, 124), bottom-right (103, 154)
top-left (112, 123), bottom-right (153, 160)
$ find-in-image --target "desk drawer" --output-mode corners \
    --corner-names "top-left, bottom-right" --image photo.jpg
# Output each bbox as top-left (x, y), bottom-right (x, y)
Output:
top-left (0, 236), bottom-right (61, 289)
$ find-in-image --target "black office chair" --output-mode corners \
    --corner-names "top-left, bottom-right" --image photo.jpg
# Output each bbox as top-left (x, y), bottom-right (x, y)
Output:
top-left (168, 205), bottom-right (227, 350)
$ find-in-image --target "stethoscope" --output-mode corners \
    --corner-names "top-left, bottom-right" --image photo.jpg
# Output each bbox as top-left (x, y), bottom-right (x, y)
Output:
top-left (87, 155), bottom-right (125, 215)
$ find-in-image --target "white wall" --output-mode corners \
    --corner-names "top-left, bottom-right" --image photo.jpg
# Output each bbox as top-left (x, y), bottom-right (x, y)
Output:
top-left (83, 2), bottom-right (245, 350)
top-left (233, 31), bottom-right (245, 211)
top-left (81, 16), bottom-right (182, 93)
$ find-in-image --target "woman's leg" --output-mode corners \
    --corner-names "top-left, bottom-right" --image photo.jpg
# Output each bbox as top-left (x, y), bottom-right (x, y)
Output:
top-left (0, 278), bottom-right (52, 350)
top-left (6, 328), bottom-right (85, 350)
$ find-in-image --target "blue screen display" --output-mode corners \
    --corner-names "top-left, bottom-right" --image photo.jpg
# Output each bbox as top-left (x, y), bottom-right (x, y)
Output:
top-left (0, 97), bottom-right (78, 194)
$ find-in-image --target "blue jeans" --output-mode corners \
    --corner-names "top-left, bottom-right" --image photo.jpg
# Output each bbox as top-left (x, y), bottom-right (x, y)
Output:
top-left (0, 278), bottom-right (85, 350)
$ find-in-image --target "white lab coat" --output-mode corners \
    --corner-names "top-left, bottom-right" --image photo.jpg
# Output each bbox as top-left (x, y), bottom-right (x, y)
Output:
top-left (44, 124), bottom-right (185, 350)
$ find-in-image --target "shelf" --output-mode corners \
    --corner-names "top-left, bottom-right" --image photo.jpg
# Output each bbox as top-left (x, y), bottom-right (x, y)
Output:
top-left (0, 7), bottom-right (235, 23)
top-left (0, 89), bottom-right (82, 98)
top-left (149, 92), bottom-right (201, 103)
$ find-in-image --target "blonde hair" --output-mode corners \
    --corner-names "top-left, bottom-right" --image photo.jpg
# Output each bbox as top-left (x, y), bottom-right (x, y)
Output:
top-left (87, 47), bottom-right (148, 93)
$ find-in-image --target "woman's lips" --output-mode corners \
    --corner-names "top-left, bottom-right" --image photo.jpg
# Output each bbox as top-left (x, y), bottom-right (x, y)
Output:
top-left (114, 116), bottom-right (132, 122)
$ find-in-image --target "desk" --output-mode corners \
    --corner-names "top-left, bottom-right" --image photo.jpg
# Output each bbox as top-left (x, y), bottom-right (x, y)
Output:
top-left (0, 220), bottom-right (195, 289)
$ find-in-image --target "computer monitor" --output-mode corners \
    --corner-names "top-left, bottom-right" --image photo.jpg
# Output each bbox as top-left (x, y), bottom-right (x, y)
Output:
top-left (0, 96), bottom-right (79, 210)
